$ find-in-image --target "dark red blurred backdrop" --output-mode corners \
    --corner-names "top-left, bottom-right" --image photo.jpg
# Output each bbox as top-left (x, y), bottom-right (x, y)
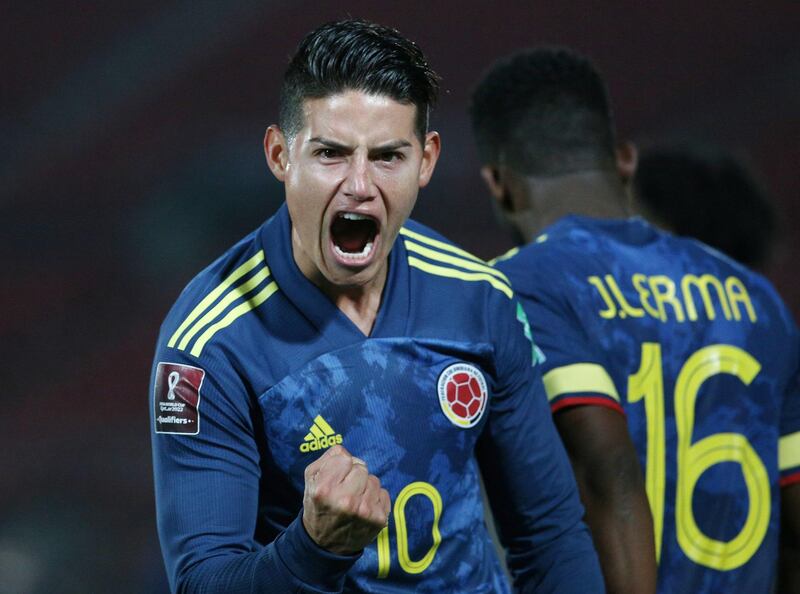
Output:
top-left (2, 2), bottom-right (797, 592)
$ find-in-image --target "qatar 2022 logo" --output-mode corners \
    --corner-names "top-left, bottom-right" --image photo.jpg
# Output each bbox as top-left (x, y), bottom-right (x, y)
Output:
top-left (437, 363), bottom-right (488, 428)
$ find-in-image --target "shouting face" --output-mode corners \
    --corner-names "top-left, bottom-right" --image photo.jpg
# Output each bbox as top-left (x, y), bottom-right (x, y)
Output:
top-left (265, 90), bottom-right (440, 294)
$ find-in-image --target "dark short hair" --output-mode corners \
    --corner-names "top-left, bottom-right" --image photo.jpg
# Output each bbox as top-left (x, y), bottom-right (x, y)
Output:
top-left (470, 47), bottom-right (616, 176)
top-left (635, 143), bottom-right (776, 268)
top-left (279, 19), bottom-right (440, 142)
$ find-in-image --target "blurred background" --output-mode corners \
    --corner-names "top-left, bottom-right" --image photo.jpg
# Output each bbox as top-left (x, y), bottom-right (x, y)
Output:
top-left (2, 1), bottom-right (798, 592)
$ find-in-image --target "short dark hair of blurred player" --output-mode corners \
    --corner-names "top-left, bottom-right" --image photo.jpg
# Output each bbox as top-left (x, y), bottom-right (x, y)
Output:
top-left (471, 46), bottom-right (638, 246)
top-left (150, 21), bottom-right (604, 594)
top-left (471, 47), bottom-right (800, 593)
top-left (634, 142), bottom-right (776, 271)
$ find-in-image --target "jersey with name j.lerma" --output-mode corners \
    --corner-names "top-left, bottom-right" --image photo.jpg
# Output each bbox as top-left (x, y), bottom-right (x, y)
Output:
top-left (494, 215), bottom-right (800, 594)
top-left (150, 204), bottom-right (602, 594)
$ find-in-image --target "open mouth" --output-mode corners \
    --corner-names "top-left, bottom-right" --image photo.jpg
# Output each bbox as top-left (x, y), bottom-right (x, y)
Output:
top-left (330, 212), bottom-right (379, 264)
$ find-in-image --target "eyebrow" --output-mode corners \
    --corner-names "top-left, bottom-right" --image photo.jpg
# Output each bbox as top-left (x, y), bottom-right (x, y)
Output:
top-left (308, 137), bottom-right (413, 153)
top-left (370, 140), bottom-right (413, 152)
top-left (309, 137), bottom-right (353, 152)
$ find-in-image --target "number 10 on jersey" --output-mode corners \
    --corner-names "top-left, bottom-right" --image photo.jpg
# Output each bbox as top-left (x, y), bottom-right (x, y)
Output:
top-left (376, 481), bottom-right (442, 578)
top-left (628, 342), bottom-right (769, 570)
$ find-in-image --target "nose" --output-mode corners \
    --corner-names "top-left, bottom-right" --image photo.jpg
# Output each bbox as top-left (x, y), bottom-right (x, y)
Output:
top-left (342, 155), bottom-right (376, 202)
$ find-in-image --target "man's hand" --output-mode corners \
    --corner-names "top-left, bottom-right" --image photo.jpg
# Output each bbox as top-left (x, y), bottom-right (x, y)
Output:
top-left (302, 445), bottom-right (391, 555)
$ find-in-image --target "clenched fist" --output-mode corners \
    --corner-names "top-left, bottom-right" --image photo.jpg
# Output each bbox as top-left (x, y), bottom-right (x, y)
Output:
top-left (302, 445), bottom-right (391, 555)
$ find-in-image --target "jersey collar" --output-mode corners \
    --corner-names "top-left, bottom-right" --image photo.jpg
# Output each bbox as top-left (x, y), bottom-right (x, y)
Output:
top-left (552, 214), bottom-right (660, 246)
top-left (259, 203), bottom-right (410, 342)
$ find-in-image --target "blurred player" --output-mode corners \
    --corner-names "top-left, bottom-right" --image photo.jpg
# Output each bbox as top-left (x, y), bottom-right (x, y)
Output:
top-left (470, 47), bottom-right (800, 593)
top-left (150, 22), bottom-right (603, 593)
top-left (635, 142), bottom-right (776, 270)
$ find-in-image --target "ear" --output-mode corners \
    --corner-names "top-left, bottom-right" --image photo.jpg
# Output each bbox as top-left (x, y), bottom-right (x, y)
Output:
top-left (264, 125), bottom-right (289, 182)
top-left (480, 165), bottom-right (505, 203)
top-left (615, 140), bottom-right (638, 182)
top-left (418, 131), bottom-right (441, 188)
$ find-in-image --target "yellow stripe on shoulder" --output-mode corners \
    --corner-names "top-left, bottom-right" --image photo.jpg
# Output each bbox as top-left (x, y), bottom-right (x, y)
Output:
top-left (780, 432), bottom-right (800, 472)
top-left (404, 240), bottom-right (511, 285)
top-left (488, 247), bottom-right (519, 266)
top-left (177, 266), bottom-right (272, 351)
top-left (399, 227), bottom-right (485, 264)
top-left (190, 281), bottom-right (279, 357)
top-left (542, 363), bottom-right (620, 402)
top-left (408, 256), bottom-right (513, 299)
top-left (168, 250), bottom-right (266, 348)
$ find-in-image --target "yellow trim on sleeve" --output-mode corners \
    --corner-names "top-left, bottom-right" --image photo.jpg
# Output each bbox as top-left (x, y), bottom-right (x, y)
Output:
top-left (177, 266), bottom-right (271, 350)
top-left (780, 432), bottom-right (800, 471)
top-left (399, 227), bottom-right (485, 263)
top-left (404, 240), bottom-right (511, 285)
top-left (407, 256), bottom-right (513, 298)
top-left (168, 250), bottom-right (266, 348)
top-left (190, 281), bottom-right (279, 357)
top-left (542, 363), bottom-right (620, 402)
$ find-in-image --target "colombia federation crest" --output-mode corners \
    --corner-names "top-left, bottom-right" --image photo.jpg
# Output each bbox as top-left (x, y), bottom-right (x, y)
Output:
top-left (437, 363), bottom-right (488, 428)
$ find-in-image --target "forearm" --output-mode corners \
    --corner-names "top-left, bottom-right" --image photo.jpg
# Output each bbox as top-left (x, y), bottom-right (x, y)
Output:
top-left (555, 407), bottom-right (656, 594)
top-left (174, 514), bottom-right (359, 594)
top-left (580, 484), bottom-right (656, 594)
top-left (150, 355), bottom-right (363, 593)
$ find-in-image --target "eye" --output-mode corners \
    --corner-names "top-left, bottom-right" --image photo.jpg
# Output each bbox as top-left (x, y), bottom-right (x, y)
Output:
top-left (315, 148), bottom-right (341, 160)
top-left (377, 151), bottom-right (403, 163)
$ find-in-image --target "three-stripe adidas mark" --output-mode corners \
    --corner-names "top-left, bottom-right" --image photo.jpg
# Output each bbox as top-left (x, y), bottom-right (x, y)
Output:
top-left (399, 227), bottom-right (514, 298)
top-left (300, 415), bottom-right (343, 453)
top-left (167, 250), bottom-right (279, 357)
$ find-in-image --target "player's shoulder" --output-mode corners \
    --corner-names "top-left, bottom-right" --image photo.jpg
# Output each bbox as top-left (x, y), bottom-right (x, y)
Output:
top-left (157, 225), bottom-right (275, 361)
top-left (681, 236), bottom-right (797, 330)
top-left (400, 218), bottom-right (514, 302)
top-left (492, 215), bottom-right (611, 295)
top-left (682, 234), bottom-right (763, 281)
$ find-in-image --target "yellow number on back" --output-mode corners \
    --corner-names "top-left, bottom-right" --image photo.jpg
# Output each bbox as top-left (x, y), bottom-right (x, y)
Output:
top-left (628, 343), bottom-right (666, 562)
top-left (674, 345), bottom-right (767, 570)
top-left (628, 343), bottom-right (769, 570)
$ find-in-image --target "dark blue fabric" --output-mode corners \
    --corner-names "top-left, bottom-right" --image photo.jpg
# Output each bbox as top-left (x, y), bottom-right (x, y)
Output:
top-left (151, 204), bottom-right (603, 592)
top-left (496, 215), bottom-right (800, 594)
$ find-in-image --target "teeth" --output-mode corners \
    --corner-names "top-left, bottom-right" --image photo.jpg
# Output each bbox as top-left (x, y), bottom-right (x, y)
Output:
top-left (340, 212), bottom-right (370, 221)
top-left (334, 241), bottom-right (374, 261)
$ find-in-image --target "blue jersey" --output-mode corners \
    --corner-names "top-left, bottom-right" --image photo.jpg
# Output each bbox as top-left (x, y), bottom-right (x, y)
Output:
top-left (495, 215), bottom-right (800, 594)
top-left (150, 204), bottom-right (603, 593)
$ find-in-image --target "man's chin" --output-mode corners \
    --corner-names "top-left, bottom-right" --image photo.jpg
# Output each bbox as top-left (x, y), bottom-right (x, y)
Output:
top-left (321, 258), bottom-right (387, 292)
top-left (328, 267), bottom-right (375, 288)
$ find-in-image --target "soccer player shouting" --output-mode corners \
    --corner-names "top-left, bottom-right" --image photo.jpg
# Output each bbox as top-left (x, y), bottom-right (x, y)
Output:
top-left (150, 21), bottom-right (603, 593)
top-left (471, 47), bottom-right (800, 593)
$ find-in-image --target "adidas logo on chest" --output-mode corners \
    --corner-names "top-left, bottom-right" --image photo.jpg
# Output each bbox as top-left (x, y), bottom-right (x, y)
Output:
top-left (299, 415), bottom-right (343, 452)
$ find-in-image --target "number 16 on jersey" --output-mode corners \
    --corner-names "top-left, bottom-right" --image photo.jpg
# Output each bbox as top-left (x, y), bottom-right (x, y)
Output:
top-left (628, 342), bottom-right (768, 570)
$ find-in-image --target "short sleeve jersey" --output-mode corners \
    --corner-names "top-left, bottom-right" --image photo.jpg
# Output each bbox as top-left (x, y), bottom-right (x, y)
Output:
top-left (495, 215), bottom-right (800, 594)
top-left (150, 204), bottom-right (602, 593)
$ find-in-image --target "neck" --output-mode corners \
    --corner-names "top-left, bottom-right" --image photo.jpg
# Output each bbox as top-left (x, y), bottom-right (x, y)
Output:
top-left (322, 273), bottom-right (387, 336)
top-left (516, 169), bottom-right (631, 242)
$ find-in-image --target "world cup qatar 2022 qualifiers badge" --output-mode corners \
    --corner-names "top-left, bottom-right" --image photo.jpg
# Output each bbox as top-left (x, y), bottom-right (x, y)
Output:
top-left (154, 362), bottom-right (205, 435)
